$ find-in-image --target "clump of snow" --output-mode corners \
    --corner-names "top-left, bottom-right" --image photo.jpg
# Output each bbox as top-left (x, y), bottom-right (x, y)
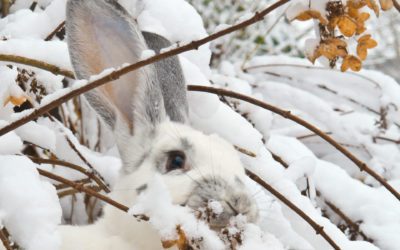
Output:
top-left (129, 175), bottom-right (225, 249)
top-left (0, 156), bottom-right (62, 250)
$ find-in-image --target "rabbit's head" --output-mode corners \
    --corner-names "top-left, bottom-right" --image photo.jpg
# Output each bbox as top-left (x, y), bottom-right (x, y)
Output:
top-left (66, 0), bottom-right (258, 229)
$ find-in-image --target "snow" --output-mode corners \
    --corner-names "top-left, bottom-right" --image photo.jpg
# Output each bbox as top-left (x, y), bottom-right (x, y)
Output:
top-left (0, 156), bottom-right (61, 250)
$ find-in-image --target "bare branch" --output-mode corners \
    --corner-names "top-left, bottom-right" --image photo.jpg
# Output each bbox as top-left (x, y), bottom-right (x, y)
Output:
top-left (0, 54), bottom-right (75, 78)
top-left (1, 0), bottom-right (10, 17)
top-left (188, 85), bottom-right (400, 201)
top-left (37, 168), bottom-right (149, 221)
top-left (30, 157), bottom-right (109, 193)
top-left (393, 0), bottom-right (400, 12)
top-left (0, 227), bottom-right (14, 250)
top-left (245, 169), bottom-right (341, 250)
top-left (45, 21), bottom-right (65, 41)
top-left (0, 0), bottom-right (291, 137)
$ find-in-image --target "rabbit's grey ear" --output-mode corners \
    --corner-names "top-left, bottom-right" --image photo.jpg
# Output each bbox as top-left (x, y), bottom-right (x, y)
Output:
top-left (142, 32), bottom-right (189, 124)
top-left (66, 0), bottom-right (166, 133)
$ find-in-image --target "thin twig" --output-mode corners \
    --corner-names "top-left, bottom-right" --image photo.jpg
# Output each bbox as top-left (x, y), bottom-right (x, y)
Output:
top-left (58, 185), bottom-right (101, 198)
top-left (188, 85), bottom-right (400, 201)
top-left (0, 227), bottom-right (13, 250)
top-left (0, 54), bottom-right (75, 78)
top-left (45, 21), bottom-right (65, 41)
top-left (0, 0), bottom-right (291, 137)
top-left (393, 0), bottom-right (400, 12)
top-left (245, 169), bottom-right (341, 250)
top-left (325, 201), bottom-right (372, 242)
top-left (1, 0), bottom-right (10, 17)
top-left (37, 168), bottom-right (149, 221)
top-left (30, 156), bottom-right (110, 193)
top-left (64, 136), bottom-right (110, 192)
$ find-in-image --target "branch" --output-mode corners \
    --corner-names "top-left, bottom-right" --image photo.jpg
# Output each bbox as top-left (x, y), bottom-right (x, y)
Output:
top-left (30, 156), bottom-right (109, 192)
top-left (45, 21), bottom-right (65, 41)
top-left (0, 0), bottom-right (291, 137)
top-left (393, 0), bottom-right (400, 13)
top-left (325, 201), bottom-right (372, 242)
top-left (1, 0), bottom-right (10, 17)
top-left (188, 85), bottom-right (400, 201)
top-left (0, 54), bottom-right (75, 78)
top-left (245, 169), bottom-right (341, 250)
top-left (0, 226), bottom-right (13, 250)
top-left (37, 168), bottom-right (149, 221)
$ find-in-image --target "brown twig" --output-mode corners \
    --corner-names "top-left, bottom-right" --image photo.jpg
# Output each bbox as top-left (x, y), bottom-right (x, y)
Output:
top-left (58, 185), bottom-right (102, 198)
top-left (64, 136), bottom-right (110, 192)
top-left (0, 0), bottom-right (291, 137)
top-left (188, 85), bottom-right (400, 201)
top-left (325, 201), bottom-right (372, 242)
top-left (45, 21), bottom-right (65, 41)
top-left (1, 0), bottom-right (10, 17)
top-left (234, 145), bottom-right (257, 157)
top-left (0, 227), bottom-right (13, 250)
top-left (0, 54), bottom-right (74, 78)
top-left (245, 169), bottom-right (341, 250)
top-left (30, 156), bottom-right (110, 193)
top-left (393, 0), bottom-right (400, 12)
top-left (54, 178), bottom-right (92, 190)
top-left (37, 168), bottom-right (149, 221)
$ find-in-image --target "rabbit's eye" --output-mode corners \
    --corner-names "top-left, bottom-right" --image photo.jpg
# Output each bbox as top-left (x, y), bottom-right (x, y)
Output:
top-left (166, 151), bottom-right (186, 172)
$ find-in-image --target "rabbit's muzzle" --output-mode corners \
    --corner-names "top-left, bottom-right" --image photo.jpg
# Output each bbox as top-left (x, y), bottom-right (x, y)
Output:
top-left (185, 177), bottom-right (258, 231)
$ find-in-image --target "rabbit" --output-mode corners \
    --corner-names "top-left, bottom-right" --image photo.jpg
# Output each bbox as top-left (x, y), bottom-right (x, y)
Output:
top-left (59, 0), bottom-right (259, 249)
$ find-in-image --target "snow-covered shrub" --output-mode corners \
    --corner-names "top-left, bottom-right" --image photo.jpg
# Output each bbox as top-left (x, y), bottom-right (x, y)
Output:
top-left (0, 0), bottom-right (399, 249)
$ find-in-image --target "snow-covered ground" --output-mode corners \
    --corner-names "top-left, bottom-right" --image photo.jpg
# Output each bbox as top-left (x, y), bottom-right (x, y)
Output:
top-left (0, 0), bottom-right (399, 249)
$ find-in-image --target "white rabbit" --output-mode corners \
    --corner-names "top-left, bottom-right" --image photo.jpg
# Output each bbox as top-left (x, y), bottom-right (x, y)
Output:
top-left (59, 0), bottom-right (259, 249)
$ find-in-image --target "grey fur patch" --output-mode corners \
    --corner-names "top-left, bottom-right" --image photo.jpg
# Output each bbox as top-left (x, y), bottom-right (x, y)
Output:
top-left (136, 184), bottom-right (148, 194)
top-left (186, 177), bottom-right (258, 229)
top-left (180, 138), bottom-right (192, 151)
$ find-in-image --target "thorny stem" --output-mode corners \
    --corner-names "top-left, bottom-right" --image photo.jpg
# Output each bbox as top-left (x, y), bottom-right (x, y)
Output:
top-left (188, 85), bottom-right (400, 202)
top-left (0, 0), bottom-right (291, 137)
top-left (29, 157), bottom-right (110, 193)
top-left (245, 169), bottom-right (341, 250)
top-left (37, 168), bottom-right (149, 221)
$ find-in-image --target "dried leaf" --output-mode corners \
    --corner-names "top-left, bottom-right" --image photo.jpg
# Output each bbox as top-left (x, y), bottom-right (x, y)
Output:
top-left (366, 0), bottom-right (380, 15)
top-left (341, 55), bottom-right (362, 72)
top-left (162, 226), bottom-right (188, 250)
top-left (357, 34), bottom-right (378, 60)
top-left (379, 0), bottom-right (394, 10)
top-left (4, 95), bottom-right (27, 107)
top-left (318, 43), bottom-right (338, 60)
top-left (337, 16), bottom-right (357, 37)
top-left (295, 10), bottom-right (329, 25)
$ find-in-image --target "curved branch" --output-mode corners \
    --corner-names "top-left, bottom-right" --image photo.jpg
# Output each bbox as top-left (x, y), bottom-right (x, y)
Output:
top-left (245, 169), bottom-right (341, 250)
top-left (0, 54), bottom-right (75, 78)
top-left (0, 0), bottom-right (291, 137)
top-left (188, 85), bottom-right (400, 201)
top-left (30, 157), bottom-right (110, 193)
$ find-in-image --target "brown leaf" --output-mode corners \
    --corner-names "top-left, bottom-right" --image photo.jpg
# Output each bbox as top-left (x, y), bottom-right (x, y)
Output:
top-left (295, 10), bottom-right (329, 25)
top-left (161, 226), bottom-right (188, 250)
top-left (3, 95), bottom-right (27, 107)
top-left (379, 0), bottom-right (394, 10)
top-left (357, 34), bottom-right (378, 60)
top-left (337, 16), bottom-right (357, 37)
top-left (341, 55), bottom-right (362, 72)
top-left (366, 0), bottom-right (380, 15)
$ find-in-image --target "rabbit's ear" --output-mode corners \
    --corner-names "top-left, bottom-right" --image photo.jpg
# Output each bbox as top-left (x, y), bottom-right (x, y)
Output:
top-left (66, 0), bottom-right (166, 133)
